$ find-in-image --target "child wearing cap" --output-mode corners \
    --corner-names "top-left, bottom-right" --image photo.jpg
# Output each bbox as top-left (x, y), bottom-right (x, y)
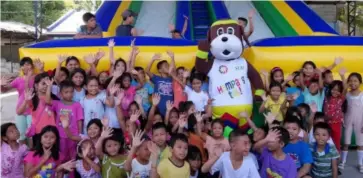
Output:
top-left (116, 9), bottom-right (143, 37)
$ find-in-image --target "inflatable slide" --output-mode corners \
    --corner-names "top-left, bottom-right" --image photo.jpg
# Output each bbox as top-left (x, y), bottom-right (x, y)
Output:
top-left (19, 0), bottom-right (363, 80)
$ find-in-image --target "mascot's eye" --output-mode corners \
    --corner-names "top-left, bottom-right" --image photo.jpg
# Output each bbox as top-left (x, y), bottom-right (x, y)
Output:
top-left (227, 27), bottom-right (234, 35)
top-left (217, 28), bottom-right (224, 36)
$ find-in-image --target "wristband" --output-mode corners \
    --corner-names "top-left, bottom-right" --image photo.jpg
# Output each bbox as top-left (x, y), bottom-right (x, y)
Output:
top-left (196, 50), bottom-right (208, 60)
top-left (255, 89), bottom-right (265, 96)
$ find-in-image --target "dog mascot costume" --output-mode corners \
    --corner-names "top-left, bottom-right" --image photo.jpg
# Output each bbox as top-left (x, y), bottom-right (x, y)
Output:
top-left (195, 19), bottom-right (264, 131)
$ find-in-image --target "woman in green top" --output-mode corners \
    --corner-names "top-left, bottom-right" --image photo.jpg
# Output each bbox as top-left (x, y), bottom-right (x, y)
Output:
top-left (95, 127), bottom-right (128, 178)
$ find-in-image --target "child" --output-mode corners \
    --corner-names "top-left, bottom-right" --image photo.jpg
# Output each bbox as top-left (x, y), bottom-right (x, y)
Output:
top-left (65, 56), bottom-right (81, 73)
top-left (300, 68), bottom-right (325, 112)
top-left (45, 80), bottom-right (84, 160)
top-left (119, 72), bottom-right (143, 116)
top-left (283, 117), bottom-right (313, 177)
top-left (171, 71), bottom-right (209, 112)
top-left (98, 71), bottom-right (109, 91)
top-left (154, 133), bottom-right (190, 178)
top-left (310, 122), bottom-right (339, 178)
top-left (23, 125), bottom-right (76, 178)
top-left (80, 76), bottom-right (117, 133)
top-left (124, 130), bottom-right (152, 178)
top-left (70, 68), bottom-right (87, 102)
top-left (261, 67), bottom-right (285, 91)
top-left (187, 145), bottom-right (203, 178)
top-left (297, 103), bottom-right (311, 131)
top-left (253, 126), bottom-right (297, 178)
top-left (165, 101), bottom-right (180, 134)
top-left (340, 73), bottom-right (363, 173)
top-left (116, 9), bottom-right (143, 36)
top-left (62, 118), bottom-right (103, 145)
top-left (132, 66), bottom-right (154, 112)
top-left (259, 82), bottom-right (287, 121)
top-left (75, 139), bottom-right (101, 178)
top-left (301, 57), bottom-right (342, 86)
top-left (201, 129), bottom-right (260, 178)
top-left (1, 57), bottom-right (35, 144)
top-left (1, 123), bottom-right (28, 178)
top-left (95, 127), bottom-right (127, 178)
top-left (75, 12), bottom-right (103, 39)
top-left (308, 112), bottom-right (335, 146)
top-left (172, 67), bottom-right (187, 108)
top-left (151, 122), bottom-right (172, 163)
top-left (286, 71), bottom-right (305, 106)
top-left (146, 53), bottom-right (173, 117)
top-left (323, 80), bottom-right (346, 152)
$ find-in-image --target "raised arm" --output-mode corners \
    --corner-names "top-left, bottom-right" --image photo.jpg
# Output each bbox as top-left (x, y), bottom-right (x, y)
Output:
top-left (164, 100), bottom-right (174, 126)
top-left (104, 85), bottom-right (117, 107)
top-left (181, 15), bottom-right (189, 36)
top-left (339, 68), bottom-right (348, 95)
top-left (124, 130), bottom-right (144, 172)
top-left (145, 53), bottom-right (161, 78)
top-left (84, 54), bottom-right (98, 77)
top-left (95, 127), bottom-right (113, 159)
top-left (108, 39), bottom-right (116, 74)
top-left (17, 89), bottom-right (33, 115)
top-left (55, 55), bottom-right (68, 84)
top-left (253, 129), bottom-right (280, 153)
top-left (115, 91), bottom-right (126, 132)
top-left (34, 58), bottom-right (45, 74)
top-left (240, 111), bottom-right (257, 131)
top-left (325, 57), bottom-right (343, 71)
top-left (145, 94), bottom-right (160, 133)
top-left (128, 39), bottom-right (139, 71)
top-left (244, 10), bottom-right (255, 38)
top-left (45, 78), bottom-right (54, 105)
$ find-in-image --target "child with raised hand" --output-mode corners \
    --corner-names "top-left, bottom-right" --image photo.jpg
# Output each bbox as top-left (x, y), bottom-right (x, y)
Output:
top-left (240, 111), bottom-right (268, 146)
top-left (283, 117), bottom-right (313, 177)
top-left (23, 125), bottom-right (76, 178)
top-left (95, 126), bottom-right (127, 177)
top-left (146, 52), bottom-right (174, 117)
top-left (300, 67), bottom-right (325, 112)
top-left (1, 123), bottom-right (28, 178)
top-left (144, 94), bottom-right (164, 133)
top-left (124, 130), bottom-right (152, 178)
top-left (74, 139), bottom-right (101, 178)
top-left (253, 126), bottom-right (297, 178)
top-left (285, 71), bottom-right (305, 106)
top-left (155, 134), bottom-right (190, 178)
top-left (132, 66), bottom-right (154, 112)
top-left (340, 72), bottom-right (363, 172)
top-left (150, 122), bottom-right (172, 163)
top-left (61, 117), bottom-right (103, 145)
top-left (172, 66), bottom-right (187, 108)
top-left (1, 57), bottom-right (35, 144)
top-left (261, 67), bottom-right (286, 91)
top-left (308, 112), bottom-right (334, 146)
top-left (80, 76), bottom-right (117, 133)
top-left (309, 122), bottom-right (339, 178)
top-left (165, 100), bottom-right (180, 134)
top-left (201, 129), bottom-right (260, 178)
top-left (259, 82), bottom-right (287, 121)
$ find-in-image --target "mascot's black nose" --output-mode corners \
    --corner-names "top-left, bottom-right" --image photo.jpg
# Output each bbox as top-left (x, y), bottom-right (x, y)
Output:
top-left (221, 37), bottom-right (228, 42)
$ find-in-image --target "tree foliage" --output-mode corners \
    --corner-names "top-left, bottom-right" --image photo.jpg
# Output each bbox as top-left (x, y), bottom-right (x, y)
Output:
top-left (73, 0), bottom-right (102, 12)
top-left (338, 4), bottom-right (363, 29)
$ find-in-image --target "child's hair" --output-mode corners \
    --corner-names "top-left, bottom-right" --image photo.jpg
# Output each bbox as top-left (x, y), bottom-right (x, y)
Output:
top-left (327, 80), bottom-right (344, 98)
top-left (297, 103), bottom-right (310, 115)
top-left (190, 73), bottom-right (204, 83)
top-left (33, 125), bottom-right (60, 160)
top-left (134, 66), bottom-right (144, 72)
top-left (70, 68), bottom-right (87, 86)
top-left (269, 81), bottom-right (282, 91)
top-left (179, 101), bottom-right (194, 113)
top-left (32, 72), bottom-right (59, 111)
top-left (102, 129), bottom-right (124, 154)
top-left (348, 72), bottom-right (362, 83)
top-left (211, 119), bottom-right (224, 128)
top-left (271, 126), bottom-right (290, 147)
top-left (114, 58), bottom-right (127, 70)
top-left (20, 57), bottom-right (33, 66)
top-left (314, 112), bottom-right (325, 121)
top-left (313, 122), bottom-right (331, 135)
top-left (1, 123), bottom-right (17, 143)
top-left (119, 72), bottom-right (132, 89)
top-left (187, 145), bottom-right (202, 161)
top-left (285, 106), bottom-right (303, 121)
top-left (83, 12), bottom-right (95, 22)
top-left (187, 114), bottom-right (197, 133)
top-left (87, 119), bottom-right (103, 131)
top-left (292, 71), bottom-right (300, 81)
top-left (229, 128), bottom-right (249, 143)
top-left (52, 67), bottom-right (69, 79)
top-left (309, 79), bottom-right (319, 86)
top-left (269, 67), bottom-right (284, 83)
top-left (74, 139), bottom-right (93, 178)
top-left (86, 76), bottom-right (99, 85)
top-left (152, 122), bottom-right (167, 134)
top-left (156, 60), bottom-right (168, 70)
top-left (283, 117), bottom-right (302, 129)
top-left (176, 66), bottom-right (185, 73)
top-left (66, 56), bottom-right (80, 66)
top-left (237, 17), bottom-right (248, 25)
top-left (322, 70), bottom-right (332, 79)
top-left (59, 80), bottom-right (74, 91)
top-left (190, 67), bottom-right (207, 82)
top-left (271, 120), bottom-right (282, 126)
top-left (302, 61), bottom-right (317, 69)
top-left (170, 133), bottom-right (188, 148)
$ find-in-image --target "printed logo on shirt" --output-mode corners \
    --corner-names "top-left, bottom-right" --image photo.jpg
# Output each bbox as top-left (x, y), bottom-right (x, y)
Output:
top-left (216, 76), bottom-right (247, 98)
top-left (266, 168), bottom-right (282, 178)
top-left (34, 162), bottom-right (55, 178)
top-left (219, 65), bottom-right (228, 74)
top-left (287, 153), bottom-right (300, 167)
top-left (158, 81), bottom-right (173, 96)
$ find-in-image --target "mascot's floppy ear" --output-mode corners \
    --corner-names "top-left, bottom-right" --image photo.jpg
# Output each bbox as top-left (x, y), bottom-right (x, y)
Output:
top-left (239, 25), bottom-right (251, 47)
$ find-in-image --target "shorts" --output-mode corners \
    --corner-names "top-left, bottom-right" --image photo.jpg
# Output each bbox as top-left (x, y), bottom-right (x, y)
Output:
top-left (15, 114), bottom-right (32, 141)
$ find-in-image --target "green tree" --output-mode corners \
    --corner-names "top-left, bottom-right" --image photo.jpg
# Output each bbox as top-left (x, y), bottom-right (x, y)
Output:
top-left (73, 0), bottom-right (102, 12)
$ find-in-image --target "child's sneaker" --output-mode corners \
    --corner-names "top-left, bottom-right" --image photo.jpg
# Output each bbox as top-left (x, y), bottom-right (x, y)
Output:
top-left (338, 163), bottom-right (345, 170)
top-left (359, 165), bottom-right (363, 173)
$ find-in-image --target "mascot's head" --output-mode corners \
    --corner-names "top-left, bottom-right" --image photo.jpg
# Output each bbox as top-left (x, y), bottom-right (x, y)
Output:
top-left (207, 19), bottom-right (250, 60)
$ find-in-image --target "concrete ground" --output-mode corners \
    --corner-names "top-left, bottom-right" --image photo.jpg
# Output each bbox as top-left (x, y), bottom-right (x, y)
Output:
top-left (0, 92), bottom-right (362, 177)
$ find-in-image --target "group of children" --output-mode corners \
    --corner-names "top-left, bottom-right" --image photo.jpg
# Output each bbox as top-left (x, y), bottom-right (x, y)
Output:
top-left (1, 38), bottom-right (362, 178)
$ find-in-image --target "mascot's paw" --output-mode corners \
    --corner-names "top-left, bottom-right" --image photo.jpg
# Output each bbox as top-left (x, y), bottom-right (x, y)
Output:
top-left (198, 39), bottom-right (210, 52)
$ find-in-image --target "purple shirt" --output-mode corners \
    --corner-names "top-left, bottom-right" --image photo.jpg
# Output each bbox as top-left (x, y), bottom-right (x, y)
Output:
top-left (11, 77), bottom-right (34, 115)
top-left (1, 143), bottom-right (28, 178)
top-left (259, 147), bottom-right (297, 178)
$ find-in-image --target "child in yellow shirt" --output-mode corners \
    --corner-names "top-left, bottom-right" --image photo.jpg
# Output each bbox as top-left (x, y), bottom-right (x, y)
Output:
top-left (259, 82), bottom-right (287, 121)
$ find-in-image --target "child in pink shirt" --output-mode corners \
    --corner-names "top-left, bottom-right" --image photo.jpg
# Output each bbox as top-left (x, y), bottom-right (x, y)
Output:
top-left (1, 123), bottom-right (28, 178)
top-left (46, 80), bottom-right (84, 161)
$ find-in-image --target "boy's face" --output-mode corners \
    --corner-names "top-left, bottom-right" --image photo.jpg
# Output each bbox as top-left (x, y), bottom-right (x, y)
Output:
top-left (152, 128), bottom-right (167, 147)
top-left (270, 86), bottom-right (281, 100)
top-left (314, 128), bottom-right (330, 146)
top-left (231, 135), bottom-right (251, 156)
top-left (126, 16), bottom-right (134, 24)
top-left (284, 122), bottom-right (300, 141)
top-left (323, 73), bottom-right (333, 85)
top-left (159, 62), bottom-right (170, 74)
top-left (348, 76), bottom-right (361, 90)
top-left (60, 87), bottom-right (74, 101)
top-left (172, 140), bottom-right (188, 160)
top-left (267, 137), bottom-right (282, 151)
top-left (21, 62), bottom-right (33, 75)
top-left (105, 139), bottom-right (121, 156)
top-left (172, 32), bottom-right (182, 39)
top-left (308, 82), bottom-right (319, 94)
top-left (86, 17), bottom-right (96, 28)
top-left (66, 60), bottom-right (80, 73)
top-left (238, 20), bottom-right (246, 28)
top-left (136, 141), bottom-right (151, 160)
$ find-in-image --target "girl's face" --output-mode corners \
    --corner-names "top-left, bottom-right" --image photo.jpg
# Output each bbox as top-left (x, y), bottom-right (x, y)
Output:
top-left (4, 125), bottom-right (20, 141)
top-left (177, 68), bottom-right (184, 80)
top-left (187, 105), bottom-right (196, 115)
top-left (308, 82), bottom-right (319, 94)
top-left (81, 141), bottom-right (96, 159)
top-left (105, 139), bottom-right (121, 156)
top-left (273, 71), bottom-right (284, 83)
top-left (72, 72), bottom-right (84, 87)
top-left (323, 73), bottom-right (334, 85)
top-left (169, 111), bottom-right (179, 126)
top-left (86, 79), bottom-right (99, 96)
top-left (331, 85), bottom-right (341, 98)
top-left (122, 77), bottom-right (131, 88)
top-left (153, 114), bottom-right (163, 124)
top-left (99, 72), bottom-right (109, 85)
top-left (203, 120), bottom-right (212, 132)
top-left (188, 158), bottom-right (201, 171)
top-left (270, 86), bottom-right (281, 100)
top-left (128, 104), bottom-right (138, 116)
top-left (303, 64), bottom-right (315, 77)
top-left (348, 76), bottom-right (361, 90)
top-left (66, 60), bottom-right (80, 72)
top-left (59, 71), bottom-right (68, 82)
top-left (136, 141), bottom-right (151, 161)
top-left (21, 63), bottom-right (33, 75)
top-left (212, 123), bottom-right (223, 137)
top-left (41, 131), bottom-right (57, 149)
top-left (60, 87), bottom-right (74, 101)
top-left (293, 75), bottom-right (301, 87)
top-left (115, 61), bottom-right (126, 74)
top-left (87, 124), bottom-right (101, 139)
top-left (36, 77), bottom-right (49, 93)
top-left (191, 79), bottom-right (202, 92)
top-left (284, 123), bottom-right (300, 141)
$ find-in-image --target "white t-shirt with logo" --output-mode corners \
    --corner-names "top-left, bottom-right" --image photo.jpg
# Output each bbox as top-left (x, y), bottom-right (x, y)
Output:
top-left (184, 86), bottom-right (209, 112)
top-left (130, 158), bottom-right (151, 178)
top-left (207, 58), bottom-right (252, 107)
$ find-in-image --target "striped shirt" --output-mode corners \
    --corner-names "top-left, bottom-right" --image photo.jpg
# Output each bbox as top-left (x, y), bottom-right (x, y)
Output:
top-left (309, 143), bottom-right (339, 178)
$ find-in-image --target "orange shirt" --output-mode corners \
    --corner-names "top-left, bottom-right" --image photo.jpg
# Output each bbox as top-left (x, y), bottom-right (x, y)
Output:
top-left (173, 80), bottom-right (186, 108)
top-left (188, 133), bottom-right (207, 163)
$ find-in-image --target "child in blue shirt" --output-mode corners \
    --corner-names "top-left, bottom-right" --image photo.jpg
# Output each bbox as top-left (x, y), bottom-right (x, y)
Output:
top-left (283, 117), bottom-right (313, 177)
top-left (145, 53), bottom-right (174, 116)
top-left (299, 69), bottom-right (325, 112)
top-left (131, 66), bottom-right (154, 112)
